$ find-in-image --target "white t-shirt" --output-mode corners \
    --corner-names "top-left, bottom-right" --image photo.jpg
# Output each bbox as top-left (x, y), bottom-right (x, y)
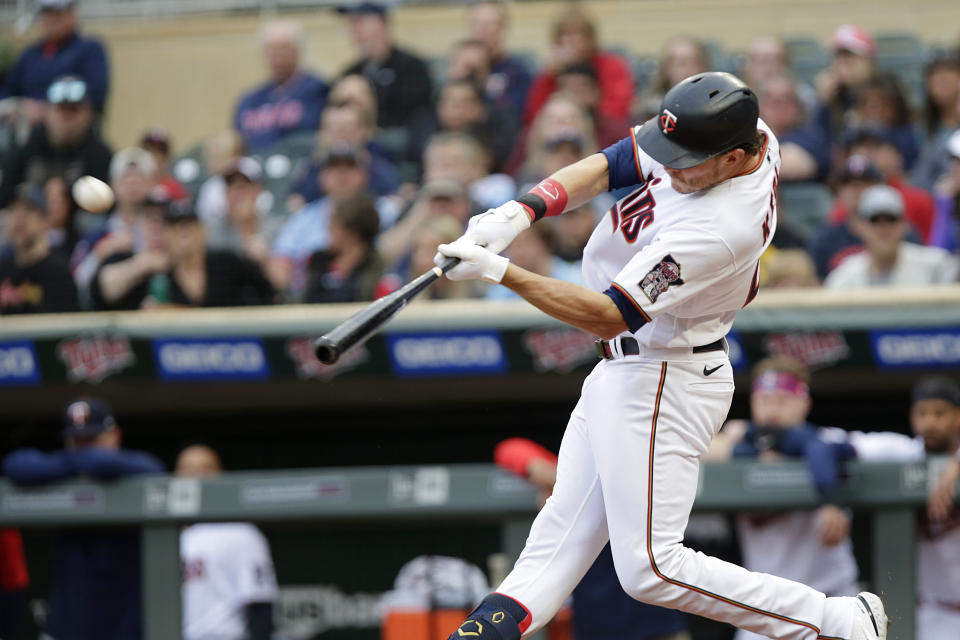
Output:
top-left (737, 510), bottom-right (859, 597)
top-left (583, 119), bottom-right (781, 348)
top-left (849, 432), bottom-right (960, 605)
top-left (823, 242), bottom-right (959, 288)
top-left (181, 522), bottom-right (278, 640)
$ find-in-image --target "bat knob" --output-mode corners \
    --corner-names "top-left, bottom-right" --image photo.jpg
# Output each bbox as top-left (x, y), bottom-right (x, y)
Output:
top-left (314, 336), bottom-right (340, 365)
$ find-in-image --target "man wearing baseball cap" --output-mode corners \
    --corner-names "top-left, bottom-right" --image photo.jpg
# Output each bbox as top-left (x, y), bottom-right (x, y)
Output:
top-left (2, 396), bottom-right (163, 640)
top-left (824, 183), bottom-right (958, 288)
top-left (0, 183), bottom-right (79, 314)
top-left (337, 2), bottom-right (433, 130)
top-left (0, 0), bottom-right (109, 113)
top-left (0, 72), bottom-right (113, 209)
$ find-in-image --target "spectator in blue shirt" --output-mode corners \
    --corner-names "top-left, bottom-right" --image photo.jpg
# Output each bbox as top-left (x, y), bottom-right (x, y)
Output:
top-left (0, 0), bottom-right (109, 114)
top-left (234, 20), bottom-right (329, 152)
top-left (2, 396), bottom-right (164, 640)
top-left (757, 73), bottom-right (831, 183)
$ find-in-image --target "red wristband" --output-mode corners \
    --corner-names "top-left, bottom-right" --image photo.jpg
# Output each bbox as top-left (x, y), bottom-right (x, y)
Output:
top-left (517, 178), bottom-right (568, 222)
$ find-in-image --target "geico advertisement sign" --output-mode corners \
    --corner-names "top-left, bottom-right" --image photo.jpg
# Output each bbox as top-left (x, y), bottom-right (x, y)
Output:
top-left (387, 331), bottom-right (507, 376)
top-left (153, 338), bottom-right (269, 380)
top-left (0, 341), bottom-right (40, 385)
top-left (871, 329), bottom-right (960, 368)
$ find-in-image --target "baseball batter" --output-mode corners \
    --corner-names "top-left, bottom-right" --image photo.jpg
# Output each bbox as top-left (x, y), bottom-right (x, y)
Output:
top-left (435, 72), bottom-right (886, 640)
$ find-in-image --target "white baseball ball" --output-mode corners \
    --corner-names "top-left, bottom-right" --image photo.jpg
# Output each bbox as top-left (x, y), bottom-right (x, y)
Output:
top-left (72, 176), bottom-right (115, 213)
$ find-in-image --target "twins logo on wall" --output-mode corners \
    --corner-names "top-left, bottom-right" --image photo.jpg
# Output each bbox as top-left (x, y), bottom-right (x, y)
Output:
top-left (56, 336), bottom-right (135, 383)
top-left (285, 337), bottom-right (369, 380)
top-left (522, 328), bottom-right (597, 373)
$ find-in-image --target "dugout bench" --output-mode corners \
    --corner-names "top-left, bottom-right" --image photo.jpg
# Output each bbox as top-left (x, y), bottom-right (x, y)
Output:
top-left (0, 459), bottom-right (950, 640)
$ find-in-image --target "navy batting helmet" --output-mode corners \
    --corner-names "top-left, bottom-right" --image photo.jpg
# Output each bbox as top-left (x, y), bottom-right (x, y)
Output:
top-left (635, 72), bottom-right (759, 169)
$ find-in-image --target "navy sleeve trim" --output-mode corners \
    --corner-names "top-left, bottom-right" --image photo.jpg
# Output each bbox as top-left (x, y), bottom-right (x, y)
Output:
top-left (601, 131), bottom-right (645, 192)
top-left (603, 284), bottom-right (650, 333)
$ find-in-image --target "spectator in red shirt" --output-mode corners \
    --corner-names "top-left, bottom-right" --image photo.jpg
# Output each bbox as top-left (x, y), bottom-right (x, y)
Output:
top-left (522, 7), bottom-right (633, 127)
top-left (828, 124), bottom-right (936, 242)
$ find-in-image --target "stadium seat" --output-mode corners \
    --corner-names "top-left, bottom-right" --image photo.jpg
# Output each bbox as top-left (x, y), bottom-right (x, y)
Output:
top-left (777, 182), bottom-right (834, 240)
top-left (171, 142), bottom-right (208, 200)
top-left (631, 55), bottom-right (659, 92)
top-left (254, 131), bottom-right (317, 218)
top-left (783, 37), bottom-right (830, 86)
top-left (874, 32), bottom-right (928, 108)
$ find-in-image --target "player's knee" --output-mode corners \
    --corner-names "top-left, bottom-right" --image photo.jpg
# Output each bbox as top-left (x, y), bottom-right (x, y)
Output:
top-left (447, 593), bottom-right (531, 640)
top-left (614, 541), bottom-right (689, 604)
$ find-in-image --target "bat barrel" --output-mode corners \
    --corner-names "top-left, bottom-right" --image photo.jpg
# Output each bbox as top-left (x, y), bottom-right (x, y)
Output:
top-left (314, 336), bottom-right (341, 365)
top-left (313, 257), bottom-right (461, 365)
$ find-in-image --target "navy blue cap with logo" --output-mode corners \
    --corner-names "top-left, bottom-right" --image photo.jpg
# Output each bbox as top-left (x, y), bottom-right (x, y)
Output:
top-left (62, 396), bottom-right (116, 439)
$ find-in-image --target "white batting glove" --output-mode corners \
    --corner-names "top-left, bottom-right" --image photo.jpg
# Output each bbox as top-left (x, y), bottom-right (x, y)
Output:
top-left (436, 239), bottom-right (510, 284)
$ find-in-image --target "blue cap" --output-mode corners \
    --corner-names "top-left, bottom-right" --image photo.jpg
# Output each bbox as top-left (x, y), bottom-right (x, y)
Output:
top-left (336, 2), bottom-right (388, 16)
top-left (62, 397), bottom-right (116, 439)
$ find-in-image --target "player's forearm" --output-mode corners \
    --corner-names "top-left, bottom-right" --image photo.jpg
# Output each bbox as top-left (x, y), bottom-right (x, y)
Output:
top-left (548, 153), bottom-right (611, 213)
top-left (500, 264), bottom-right (627, 339)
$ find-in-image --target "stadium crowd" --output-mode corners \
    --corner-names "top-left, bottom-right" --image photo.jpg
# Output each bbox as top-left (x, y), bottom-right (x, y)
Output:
top-left (1, 1), bottom-right (960, 314)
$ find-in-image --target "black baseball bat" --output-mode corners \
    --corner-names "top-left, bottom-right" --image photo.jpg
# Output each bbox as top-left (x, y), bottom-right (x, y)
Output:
top-left (314, 257), bottom-right (461, 364)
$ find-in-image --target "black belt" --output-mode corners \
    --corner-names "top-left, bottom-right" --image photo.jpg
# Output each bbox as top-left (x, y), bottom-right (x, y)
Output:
top-left (595, 337), bottom-right (726, 360)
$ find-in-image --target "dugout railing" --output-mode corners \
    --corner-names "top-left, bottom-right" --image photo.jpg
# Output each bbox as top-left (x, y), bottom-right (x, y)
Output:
top-left (0, 459), bottom-right (950, 640)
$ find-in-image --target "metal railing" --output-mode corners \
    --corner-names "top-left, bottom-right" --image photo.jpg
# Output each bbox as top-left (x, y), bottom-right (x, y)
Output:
top-left (0, 460), bottom-right (945, 640)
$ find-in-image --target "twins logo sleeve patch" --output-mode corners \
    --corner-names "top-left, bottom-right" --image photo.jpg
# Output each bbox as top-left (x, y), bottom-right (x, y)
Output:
top-left (639, 255), bottom-right (684, 303)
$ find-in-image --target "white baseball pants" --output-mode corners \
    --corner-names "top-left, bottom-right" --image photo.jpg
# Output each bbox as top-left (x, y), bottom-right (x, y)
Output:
top-left (496, 349), bottom-right (856, 639)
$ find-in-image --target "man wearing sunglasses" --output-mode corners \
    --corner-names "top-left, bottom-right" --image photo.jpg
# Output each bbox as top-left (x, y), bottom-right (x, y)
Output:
top-left (824, 183), bottom-right (958, 288)
top-left (0, 74), bottom-right (112, 209)
top-left (0, 0), bottom-right (109, 115)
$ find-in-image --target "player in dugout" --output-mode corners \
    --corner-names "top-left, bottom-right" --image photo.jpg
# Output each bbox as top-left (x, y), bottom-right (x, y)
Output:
top-left (176, 444), bottom-right (278, 640)
top-left (705, 356), bottom-right (863, 640)
top-left (434, 71), bottom-right (888, 640)
top-left (1, 396), bottom-right (163, 640)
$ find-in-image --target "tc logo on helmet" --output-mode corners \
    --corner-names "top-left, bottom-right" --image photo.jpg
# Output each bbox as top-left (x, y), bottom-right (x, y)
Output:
top-left (660, 109), bottom-right (678, 134)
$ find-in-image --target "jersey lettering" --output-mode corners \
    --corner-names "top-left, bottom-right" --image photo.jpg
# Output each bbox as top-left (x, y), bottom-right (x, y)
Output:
top-left (609, 173), bottom-right (661, 243)
top-left (744, 164), bottom-right (780, 307)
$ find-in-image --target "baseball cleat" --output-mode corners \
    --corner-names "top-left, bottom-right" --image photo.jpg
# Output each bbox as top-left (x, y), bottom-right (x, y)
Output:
top-left (850, 592), bottom-right (888, 640)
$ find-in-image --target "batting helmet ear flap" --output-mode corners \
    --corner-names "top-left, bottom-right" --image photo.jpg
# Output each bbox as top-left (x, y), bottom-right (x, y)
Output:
top-left (635, 72), bottom-right (760, 169)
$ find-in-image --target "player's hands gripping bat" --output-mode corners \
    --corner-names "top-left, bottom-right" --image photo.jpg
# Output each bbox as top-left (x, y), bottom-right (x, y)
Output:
top-left (313, 257), bottom-right (460, 365)
top-left (435, 239), bottom-right (510, 283)
top-left (433, 200), bottom-right (530, 279)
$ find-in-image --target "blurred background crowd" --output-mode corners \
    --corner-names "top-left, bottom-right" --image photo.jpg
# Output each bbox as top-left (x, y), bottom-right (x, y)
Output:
top-left (3, 0), bottom-right (960, 315)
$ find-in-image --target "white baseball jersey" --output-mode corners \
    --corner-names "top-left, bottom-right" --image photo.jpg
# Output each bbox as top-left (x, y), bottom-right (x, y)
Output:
top-left (582, 118), bottom-right (779, 348)
top-left (181, 523), bottom-right (278, 640)
top-left (495, 120), bottom-right (868, 640)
